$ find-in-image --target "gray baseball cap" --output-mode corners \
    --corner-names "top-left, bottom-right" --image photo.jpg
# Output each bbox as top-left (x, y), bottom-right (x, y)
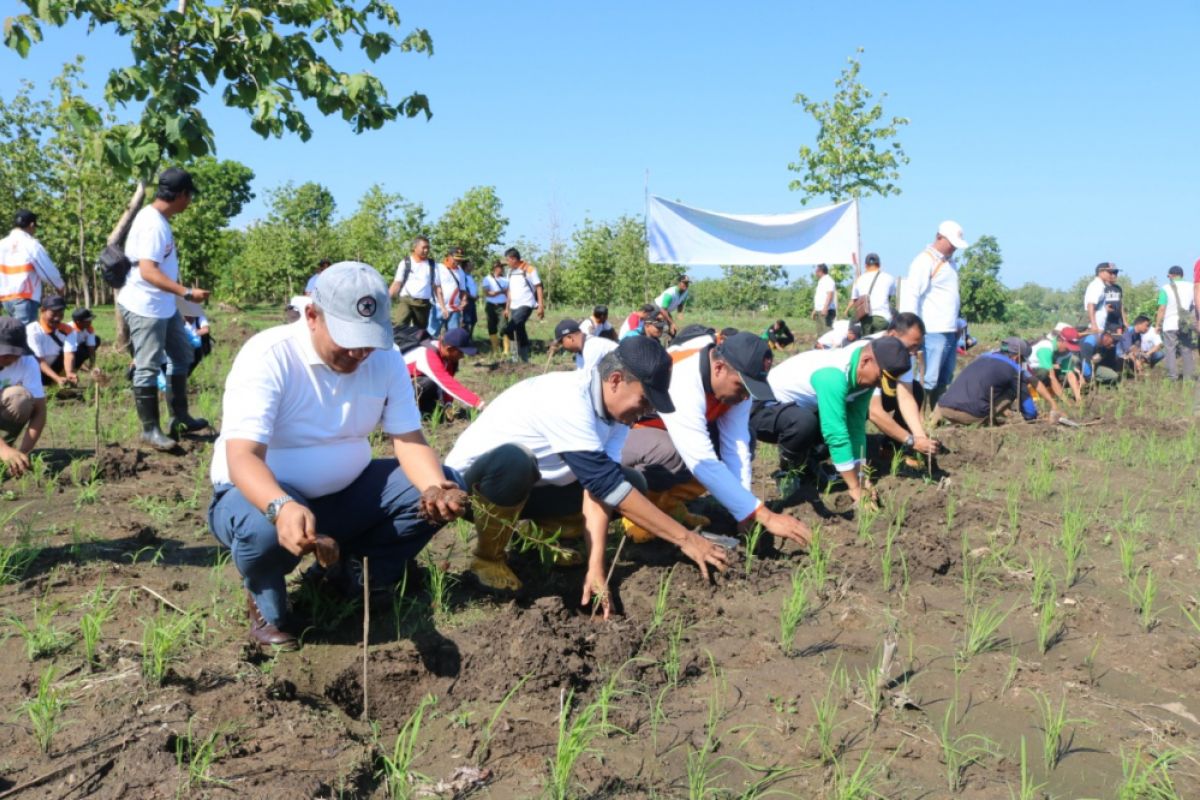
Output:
top-left (311, 262), bottom-right (392, 350)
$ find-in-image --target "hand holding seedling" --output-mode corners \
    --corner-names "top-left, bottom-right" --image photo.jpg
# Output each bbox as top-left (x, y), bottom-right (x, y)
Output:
top-left (275, 501), bottom-right (317, 556)
top-left (418, 482), bottom-right (469, 523)
top-left (678, 530), bottom-right (731, 579)
top-left (582, 567), bottom-right (610, 620)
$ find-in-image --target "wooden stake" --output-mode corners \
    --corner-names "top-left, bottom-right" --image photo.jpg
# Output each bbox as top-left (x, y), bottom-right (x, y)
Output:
top-left (590, 535), bottom-right (627, 621)
top-left (361, 556), bottom-right (370, 721)
top-left (93, 380), bottom-right (101, 455)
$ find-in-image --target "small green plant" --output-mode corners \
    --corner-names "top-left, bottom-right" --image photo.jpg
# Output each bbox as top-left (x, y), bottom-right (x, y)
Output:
top-left (1058, 503), bottom-right (1086, 587)
top-left (1005, 482), bottom-right (1020, 534)
top-left (477, 673), bottom-right (530, 765)
top-left (1009, 737), bottom-right (1047, 800)
top-left (1028, 549), bottom-right (1054, 610)
top-left (830, 748), bottom-right (889, 800)
top-left (1118, 529), bottom-right (1142, 583)
top-left (20, 665), bottom-right (70, 753)
top-left (378, 694), bottom-right (437, 799)
top-left (685, 659), bottom-right (730, 799)
top-left (960, 601), bottom-right (1011, 659)
top-left (743, 523), bottom-right (765, 576)
top-left (939, 696), bottom-right (1000, 791)
top-left (944, 491), bottom-right (957, 531)
top-left (1030, 690), bottom-right (1090, 772)
top-left (1117, 746), bottom-right (1182, 800)
top-left (779, 566), bottom-right (812, 655)
top-left (79, 587), bottom-right (118, 666)
top-left (174, 717), bottom-right (234, 791)
top-left (421, 550), bottom-right (456, 621)
top-left (1035, 580), bottom-right (1063, 655)
top-left (856, 502), bottom-right (878, 544)
top-left (809, 665), bottom-right (845, 764)
top-left (1126, 567), bottom-right (1159, 632)
top-left (74, 479), bottom-right (103, 509)
top-left (881, 502), bottom-right (905, 593)
top-left (8, 599), bottom-right (73, 660)
top-left (546, 688), bottom-right (609, 800)
top-left (647, 567), bottom-right (674, 639)
top-left (141, 609), bottom-right (201, 685)
top-left (131, 494), bottom-right (174, 526)
top-left (662, 615), bottom-right (685, 687)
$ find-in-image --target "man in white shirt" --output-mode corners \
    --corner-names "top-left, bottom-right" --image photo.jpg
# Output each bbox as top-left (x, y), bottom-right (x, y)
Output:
top-left (427, 246), bottom-right (470, 336)
top-left (899, 219), bottom-right (967, 406)
top-left (26, 296), bottom-right (78, 387)
top-left (389, 236), bottom-right (437, 330)
top-left (849, 252), bottom-right (896, 335)
top-left (69, 308), bottom-right (100, 370)
top-left (208, 262), bottom-right (474, 650)
top-left (553, 318), bottom-right (618, 373)
top-left (0, 210), bottom-right (64, 325)
top-left (120, 167), bottom-right (211, 449)
top-left (0, 317), bottom-right (48, 477)
top-left (502, 247), bottom-right (544, 363)
top-left (621, 333), bottom-right (812, 547)
top-left (481, 261), bottom-right (509, 354)
top-left (653, 275), bottom-right (690, 337)
top-left (445, 337), bottom-right (729, 612)
top-left (811, 264), bottom-right (838, 330)
top-left (579, 305), bottom-right (617, 342)
top-left (1156, 265), bottom-right (1197, 381)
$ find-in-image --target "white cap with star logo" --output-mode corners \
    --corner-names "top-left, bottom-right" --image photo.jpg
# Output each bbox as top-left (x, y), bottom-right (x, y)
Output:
top-left (311, 261), bottom-right (393, 350)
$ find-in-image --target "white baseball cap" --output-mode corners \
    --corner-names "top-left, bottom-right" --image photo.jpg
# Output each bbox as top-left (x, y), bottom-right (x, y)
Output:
top-left (310, 261), bottom-right (393, 350)
top-left (937, 220), bottom-right (969, 250)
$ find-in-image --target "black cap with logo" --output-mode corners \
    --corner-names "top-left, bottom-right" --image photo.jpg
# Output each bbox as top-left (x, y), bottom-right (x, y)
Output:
top-left (554, 319), bottom-right (581, 342)
top-left (40, 295), bottom-right (66, 312)
top-left (714, 332), bottom-right (775, 402)
top-left (870, 336), bottom-right (912, 397)
top-left (0, 317), bottom-right (30, 356)
top-left (615, 336), bottom-right (675, 414)
top-left (158, 167), bottom-right (198, 197)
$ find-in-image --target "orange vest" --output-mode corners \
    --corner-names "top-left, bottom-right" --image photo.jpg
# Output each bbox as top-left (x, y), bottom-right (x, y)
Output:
top-left (635, 347), bottom-right (733, 430)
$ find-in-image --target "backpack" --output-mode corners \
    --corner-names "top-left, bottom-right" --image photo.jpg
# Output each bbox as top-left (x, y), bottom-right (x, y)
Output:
top-left (848, 270), bottom-right (881, 322)
top-left (98, 243), bottom-right (132, 289)
top-left (398, 256), bottom-right (436, 297)
top-left (393, 324), bottom-right (431, 353)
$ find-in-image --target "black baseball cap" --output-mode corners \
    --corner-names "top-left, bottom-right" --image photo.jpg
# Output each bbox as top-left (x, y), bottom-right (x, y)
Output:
top-left (592, 305), bottom-right (608, 317)
top-left (1095, 262), bottom-right (1117, 275)
top-left (0, 317), bottom-right (29, 356)
top-left (865, 252), bottom-right (880, 266)
top-left (158, 167), bottom-right (198, 196)
top-left (442, 327), bottom-right (477, 355)
top-left (870, 336), bottom-right (912, 397)
top-left (40, 295), bottom-right (66, 312)
top-left (615, 336), bottom-right (675, 414)
top-left (554, 319), bottom-right (581, 342)
top-left (1168, 265), bottom-right (1184, 277)
top-left (13, 209), bottom-right (37, 228)
top-left (714, 332), bottom-right (775, 402)
top-left (72, 308), bottom-right (94, 324)
top-left (1001, 337), bottom-right (1033, 361)
top-left (446, 246), bottom-right (466, 261)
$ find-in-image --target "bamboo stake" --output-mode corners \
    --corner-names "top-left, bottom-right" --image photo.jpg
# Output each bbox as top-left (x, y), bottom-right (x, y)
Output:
top-left (361, 556), bottom-right (370, 721)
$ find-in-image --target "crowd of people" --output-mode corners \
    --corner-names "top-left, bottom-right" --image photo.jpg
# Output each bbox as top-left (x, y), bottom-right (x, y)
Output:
top-left (3, 167), bottom-right (1199, 651)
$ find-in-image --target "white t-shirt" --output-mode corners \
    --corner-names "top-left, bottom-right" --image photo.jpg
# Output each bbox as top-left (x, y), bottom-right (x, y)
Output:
top-left (508, 266), bottom-right (541, 309)
top-left (0, 228), bottom-right (63, 302)
top-left (120, 205), bottom-right (181, 319)
top-left (813, 274), bottom-right (838, 312)
top-left (655, 285), bottom-right (689, 314)
top-left (211, 320), bottom-right (422, 499)
top-left (1158, 280), bottom-right (1196, 332)
top-left (579, 317), bottom-right (613, 338)
top-left (393, 256), bottom-right (436, 301)
top-left (817, 320), bottom-right (852, 349)
top-left (850, 269), bottom-right (896, 322)
top-left (482, 275), bottom-right (508, 305)
top-left (446, 370), bottom-right (628, 488)
top-left (1141, 327), bottom-right (1163, 352)
top-left (435, 264), bottom-right (469, 310)
top-left (0, 355), bottom-right (45, 399)
top-left (899, 247), bottom-right (958, 334)
top-left (575, 335), bottom-right (618, 372)
top-left (26, 321), bottom-right (78, 361)
top-left (69, 323), bottom-right (97, 347)
top-left (1083, 277), bottom-right (1107, 330)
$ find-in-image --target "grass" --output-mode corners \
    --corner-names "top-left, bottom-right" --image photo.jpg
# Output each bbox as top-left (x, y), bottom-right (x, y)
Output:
top-left (1009, 737), bottom-right (1046, 800)
top-left (477, 673), bottom-right (531, 765)
top-left (1118, 746), bottom-right (1182, 800)
top-left (1126, 567), bottom-right (1159, 632)
top-left (938, 694), bottom-right (1000, 792)
top-left (79, 584), bottom-right (119, 666)
top-left (809, 665), bottom-right (845, 765)
top-left (378, 694), bottom-right (437, 799)
top-left (546, 687), bottom-right (612, 800)
top-left (8, 599), bottom-right (73, 661)
top-left (174, 717), bottom-right (234, 792)
top-left (743, 522), bottom-right (765, 576)
top-left (20, 665), bottom-right (70, 753)
top-left (1035, 579), bottom-right (1063, 655)
top-left (959, 601), bottom-right (1011, 660)
top-left (778, 565), bottom-right (813, 655)
top-left (662, 614), bottom-right (685, 687)
top-left (1030, 690), bottom-right (1090, 772)
top-left (1058, 502), bottom-right (1086, 588)
top-left (141, 609), bottom-right (202, 685)
top-left (880, 501), bottom-right (904, 593)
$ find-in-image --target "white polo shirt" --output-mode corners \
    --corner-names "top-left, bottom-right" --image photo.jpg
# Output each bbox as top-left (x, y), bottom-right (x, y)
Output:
top-left (575, 335), bottom-right (618, 372)
top-left (211, 320), bottom-right (422, 499)
top-left (26, 321), bottom-right (78, 362)
top-left (899, 247), bottom-right (958, 334)
top-left (0, 355), bottom-right (45, 399)
top-left (1158, 280), bottom-right (1196, 332)
top-left (850, 269), bottom-right (896, 322)
top-left (120, 205), bottom-right (180, 319)
top-left (446, 370), bottom-right (628, 487)
top-left (814, 274), bottom-right (838, 312)
top-left (508, 266), bottom-right (541, 310)
top-left (579, 317), bottom-right (613, 338)
top-left (1083, 277), bottom-right (1107, 329)
top-left (393, 256), bottom-right (436, 301)
top-left (435, 263), bottom-right (469, 309)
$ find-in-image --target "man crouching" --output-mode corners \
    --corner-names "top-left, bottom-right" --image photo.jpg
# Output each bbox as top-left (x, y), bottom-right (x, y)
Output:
top-left (444, 337), bottom-right (730, 619)
top-left (208, 262), bottom-right (469, 650)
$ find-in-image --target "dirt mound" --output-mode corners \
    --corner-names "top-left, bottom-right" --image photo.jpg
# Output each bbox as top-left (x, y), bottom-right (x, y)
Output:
top-left (96, 446), bottom-right (145, 481)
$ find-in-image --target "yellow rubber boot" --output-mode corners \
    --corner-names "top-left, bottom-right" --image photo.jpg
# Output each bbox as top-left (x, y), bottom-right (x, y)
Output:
top-left (530, 513), bottom-right (586, 566)
top-left (468, 495), bottom-right (525, 591)
top-left (489, 334), bottom-right (501, 354)
top-left (664, 480), bottom-right (711, 529)
top-left (622, 490), bottom-right (667, 543)
top-left (502, 336), bottom-right (511, 356)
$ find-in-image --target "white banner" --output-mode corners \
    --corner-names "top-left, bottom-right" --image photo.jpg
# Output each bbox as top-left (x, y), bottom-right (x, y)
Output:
top-left (647, 196), bottom-right (859, 266)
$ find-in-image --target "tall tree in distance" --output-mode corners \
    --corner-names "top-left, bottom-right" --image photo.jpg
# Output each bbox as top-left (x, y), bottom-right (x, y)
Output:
top-left (788, 49), bottom-right (910, 204)
top-left (432, 186), bottom-right (508, 269)
top-left (958, 235), bottom-right (1009, 323)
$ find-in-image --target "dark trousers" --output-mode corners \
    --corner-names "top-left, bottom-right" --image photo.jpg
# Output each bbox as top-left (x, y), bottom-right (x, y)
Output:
top-left (879, 382), bottom-right (924, 433)
top-left (862, 315), bottom-right (889, 336)
top-left (749, 401), bottom-right (821, 468)
top-left (463, 300), bottom-right (478, 336)
top-left (414, 376), bottom-right (443, 417)
top-left (485, 302), bottom-right (504, 336)
top-left (504, 305), bottom-right (533, 351)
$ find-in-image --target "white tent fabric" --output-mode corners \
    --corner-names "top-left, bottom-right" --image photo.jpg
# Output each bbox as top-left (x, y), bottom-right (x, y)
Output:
top-left (647, 196), bottom-right (859, 266)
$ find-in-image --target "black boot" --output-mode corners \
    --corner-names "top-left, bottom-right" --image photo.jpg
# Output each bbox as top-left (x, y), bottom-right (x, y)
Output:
top-left (165, 373), bottom-right (208, 438)
top-left (133, 386), bottom-right (175, 450)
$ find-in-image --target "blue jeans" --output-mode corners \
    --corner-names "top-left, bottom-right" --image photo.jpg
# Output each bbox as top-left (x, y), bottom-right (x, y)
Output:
top-left (426, 305), bottom-right (462, 337)
top-left (208, 459), bottom-right (464, 627)
top-left (922, 332), bottom-right (958, 399)
top-left (121, 308), bottom-right (194, 388)
top-left (4, 299), bottom-right (38, 325)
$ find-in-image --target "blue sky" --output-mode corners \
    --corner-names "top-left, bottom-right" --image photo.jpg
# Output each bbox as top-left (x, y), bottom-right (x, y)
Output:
top-left (2, 1), bottom-right (1198, 289)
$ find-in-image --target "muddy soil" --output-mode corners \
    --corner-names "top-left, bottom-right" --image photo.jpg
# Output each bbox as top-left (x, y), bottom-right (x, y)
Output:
top-left (1, 344), bottom-right (1199, 799)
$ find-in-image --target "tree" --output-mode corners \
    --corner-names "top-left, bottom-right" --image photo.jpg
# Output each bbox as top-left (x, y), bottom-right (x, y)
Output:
top-left (169, 157), bottom-right (255, 292)
top-left (788, 50), bottom-right (910, 203)
top-left (719, 265), bottom-right (787, 311)
top-left (338, 185), bottom-right (426, 272)
top-left (431, 186), bottom-right (507, 269)
top-left (958, 235), bottom-right (1010, 323)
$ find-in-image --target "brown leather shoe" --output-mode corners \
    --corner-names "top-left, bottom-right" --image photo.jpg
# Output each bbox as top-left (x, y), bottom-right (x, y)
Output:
top-left (246, 591), bottom-right (299, 651)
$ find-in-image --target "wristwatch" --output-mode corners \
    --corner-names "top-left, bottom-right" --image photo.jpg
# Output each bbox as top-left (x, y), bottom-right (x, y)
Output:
top-left (264, 495), bottom-right (294, 524)
top-left (903, 434), bottom-right (915, 448)
top-left (183, 288), bottom-right (194, 301)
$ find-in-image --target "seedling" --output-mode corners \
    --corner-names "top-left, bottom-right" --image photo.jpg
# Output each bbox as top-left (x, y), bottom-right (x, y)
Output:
top-left (646, 567), bottom-right (674, 639)
top-left (1118, 529), bottom-right (1142, 584)
top-left (421, 549), bottom-right (456, 621)
top-left (8, 599), bottom-right (73, 660)
top-left (20, 665), bottom-right (70, 753)
top-left (662, 614), bottom-right (685, 687)
top-left (546, 688), bottom-right (610, 800)
top-left (1118, 746), bottom-right (1182, 800)
top-left (685, 659), bottom-right (729, 799)
top-left (809, 666), bottom-right (845, 764)
top-left (1035, 579), bottom-right (1063, 655)
top-left (939, 695), bottom-right (1000, 791)
top-left (1057, 503), bottom-right (1086, 588)
top-left (743, 523), bottom-right (765, 576)
top-left (1030, 690), bottom-right (1090, 771)
top-left (1009, 737), bottom-right (1046, 800)
top-left (174, 717), bottom-right (234, 791)
top-left (477, 673), bottom-right (530, 765)
top-left (880, 502), bottom-right (905, 593)
top-left (79, 586), bottom-right (118, 666)
top-left (378, 694), bottom-right (437, 799)
top-left (1126, 567), bottom-right (1158, 632)
top-left (960, 601), bottom-right (1011, 659)
top-left (141, 609), bottom-right (201, 685)
top-left (944, 491), bottom-right (957, 531)
top-left (779, 566), bottom-right (812, 655)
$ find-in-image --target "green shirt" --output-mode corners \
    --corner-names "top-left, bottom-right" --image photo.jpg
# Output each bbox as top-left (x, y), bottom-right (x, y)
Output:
top-left (809, 347), bottom-right (873, 471)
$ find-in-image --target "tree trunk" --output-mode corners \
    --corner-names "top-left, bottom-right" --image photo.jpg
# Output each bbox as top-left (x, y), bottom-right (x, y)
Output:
top-left (78, 185), bottom-right (91, 308)
top-left (109, 180), bottom-right (146, 349)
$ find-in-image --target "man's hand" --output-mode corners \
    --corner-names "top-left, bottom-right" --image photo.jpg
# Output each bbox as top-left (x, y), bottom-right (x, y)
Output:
top-left (275, 501), bottom-right (317, 556)
top-left (0, 443), bottom-right (30, 477)
top-left (757, 508), bottom-right (813, 548)
top-left (536, 305), bottom-right (545, 321)
top-left (678, 530), bottom-right (730, 580)
top-left (53, 375), bottom-right (68, 388)
top-left (189, 288), bottom-right (211, 302)
top-left (911, 435), bottom-right (940, 455)
top-left (582, 566), bottom-right (611, 620)
top-left (65, 372), bottom-right (78, 385)
top-left (418, 482), bottom-right (468, 524)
